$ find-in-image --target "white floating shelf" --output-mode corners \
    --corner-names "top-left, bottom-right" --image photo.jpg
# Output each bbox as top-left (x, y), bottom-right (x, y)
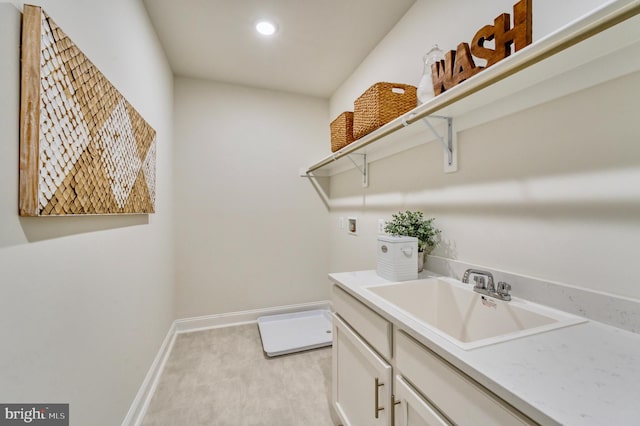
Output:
top-left (304, 0), bottom-right (640, 178)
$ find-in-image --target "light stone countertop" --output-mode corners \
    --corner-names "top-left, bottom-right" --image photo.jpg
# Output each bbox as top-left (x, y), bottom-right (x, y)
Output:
top-left (329, 270), bottom-right (640, 426)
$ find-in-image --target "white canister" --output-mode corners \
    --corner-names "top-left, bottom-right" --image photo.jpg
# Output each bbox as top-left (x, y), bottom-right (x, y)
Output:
top-left (376, 235), bottom-right (418, 281)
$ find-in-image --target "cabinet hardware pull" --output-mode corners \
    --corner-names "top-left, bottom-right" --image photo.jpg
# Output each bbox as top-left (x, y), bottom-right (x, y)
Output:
top-left (375, 377), bottom-right (385, 419)
top-left (391, 395), bottom-right (401, 425)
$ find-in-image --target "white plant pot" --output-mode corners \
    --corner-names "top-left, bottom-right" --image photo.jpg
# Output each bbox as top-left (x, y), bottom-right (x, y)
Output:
top-left (418, 251), bottom-right (425, 273)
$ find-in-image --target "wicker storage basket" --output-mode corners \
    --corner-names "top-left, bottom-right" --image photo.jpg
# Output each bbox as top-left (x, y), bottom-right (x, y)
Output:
top-left (353, 82), bottom-right (417, 139)
top-left (330, 111), bottom-right (354, 152)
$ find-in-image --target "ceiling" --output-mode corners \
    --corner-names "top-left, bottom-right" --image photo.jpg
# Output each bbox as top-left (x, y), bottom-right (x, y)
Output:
top-left (142, 0), bottom-right (416, 98)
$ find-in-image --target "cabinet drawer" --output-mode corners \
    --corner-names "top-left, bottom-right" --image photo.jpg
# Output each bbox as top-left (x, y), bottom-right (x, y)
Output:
top-left (332, 284), bottom-right (392, 360)
top-left (395, 330), bottom-right (535, 426)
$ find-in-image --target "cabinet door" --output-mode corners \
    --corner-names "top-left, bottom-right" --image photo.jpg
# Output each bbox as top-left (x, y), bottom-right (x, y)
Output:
top-left (394, 375), bottom-right (452, 426)
top-left (332, 314), bottom-right (392, 426)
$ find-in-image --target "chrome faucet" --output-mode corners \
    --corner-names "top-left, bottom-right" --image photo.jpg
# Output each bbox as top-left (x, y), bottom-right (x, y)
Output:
top-left (462, 269), bottom-right (511, 301)
top-left (462, 269), bottom-right (494, 290)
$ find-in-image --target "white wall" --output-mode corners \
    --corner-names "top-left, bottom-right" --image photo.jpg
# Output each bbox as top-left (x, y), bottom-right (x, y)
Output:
top-left (173, 78), bottom-right (330, 318)
top-left (327, 0), bottom-right (640, 301)
top-left (0, 1), bottom-right (174, 425)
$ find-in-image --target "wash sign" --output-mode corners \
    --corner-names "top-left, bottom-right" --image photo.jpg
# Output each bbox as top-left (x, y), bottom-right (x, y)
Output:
top-left (0, 404), bottom-right (68, 425)
top-left (431, 0), bottom-right (532, 95)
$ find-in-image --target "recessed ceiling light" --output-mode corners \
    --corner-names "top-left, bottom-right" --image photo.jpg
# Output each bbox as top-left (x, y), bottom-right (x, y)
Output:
top-left (255, 21), bottom-right (277, 36)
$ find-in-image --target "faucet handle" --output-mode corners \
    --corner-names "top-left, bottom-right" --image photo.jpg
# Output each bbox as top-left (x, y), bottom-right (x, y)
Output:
top-left (497, 282), bottom-right (512, 300)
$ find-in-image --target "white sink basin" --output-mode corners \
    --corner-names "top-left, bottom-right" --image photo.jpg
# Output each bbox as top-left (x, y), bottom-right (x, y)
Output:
top-left (365, 278), bottom-right (586, 350)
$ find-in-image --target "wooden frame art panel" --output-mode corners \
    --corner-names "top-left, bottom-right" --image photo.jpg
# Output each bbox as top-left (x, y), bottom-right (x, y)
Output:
top-left (19, 5), bottom-right (156, 216)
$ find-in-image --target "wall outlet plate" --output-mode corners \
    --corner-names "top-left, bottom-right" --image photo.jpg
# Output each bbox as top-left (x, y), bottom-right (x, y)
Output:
top-left (378, 219), bottom-right (386, 234)
top-left (348, 217), bottom-right (358, 235)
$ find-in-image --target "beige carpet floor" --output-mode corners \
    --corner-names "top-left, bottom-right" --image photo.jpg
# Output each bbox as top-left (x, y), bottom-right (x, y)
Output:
top-left (142, 323), bottom-right (338, 426)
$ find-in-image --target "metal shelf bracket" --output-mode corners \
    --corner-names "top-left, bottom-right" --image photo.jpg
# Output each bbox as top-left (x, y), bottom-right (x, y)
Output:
top-left (422, 116), bottom-right (453, 166)
top-left (347, 153), bottom-right (368, 187)
top-left (402, 114), bottom-right (457, 172)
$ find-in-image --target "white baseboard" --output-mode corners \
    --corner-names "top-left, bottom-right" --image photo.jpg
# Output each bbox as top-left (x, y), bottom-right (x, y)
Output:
top-left (174, 300), bottom-right (332, 334)
top-left (121, 322), bottom-right (177, 426)
top-left (122, 300), bottom-right (332, 425)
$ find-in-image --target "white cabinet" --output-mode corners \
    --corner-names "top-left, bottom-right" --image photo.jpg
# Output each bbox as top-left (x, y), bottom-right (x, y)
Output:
top-left (331, 283), bottom-right (537, 425)
top-left (332, 314), bottom-right (392, 426)
top-left (393, 375), bottom-right (451, 426)
top-left (395, 330), bottom-right (535, 426)
top-left (331, 282), bottom-right (539, 425)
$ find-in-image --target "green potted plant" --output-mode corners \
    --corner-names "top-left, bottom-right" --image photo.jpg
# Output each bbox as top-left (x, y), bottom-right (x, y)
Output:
top-left (384, 210), bottom-right (441, 272)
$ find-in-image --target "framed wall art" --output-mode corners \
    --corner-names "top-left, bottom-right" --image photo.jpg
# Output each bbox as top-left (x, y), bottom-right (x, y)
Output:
top-left (19, 5), bottom-right (156, 216)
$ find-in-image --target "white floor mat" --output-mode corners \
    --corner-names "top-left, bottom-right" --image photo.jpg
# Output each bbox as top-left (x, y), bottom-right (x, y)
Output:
top-left (257, 309), bottom-right (333, 357)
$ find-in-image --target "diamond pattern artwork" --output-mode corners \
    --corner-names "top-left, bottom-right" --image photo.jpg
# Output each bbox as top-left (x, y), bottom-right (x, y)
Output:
top-left (142, 140), bottom-right (157, 207)
top-left (19, 6), bottom-right (156, 216)
top-left (97, 99), bottom-right (143, 209)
